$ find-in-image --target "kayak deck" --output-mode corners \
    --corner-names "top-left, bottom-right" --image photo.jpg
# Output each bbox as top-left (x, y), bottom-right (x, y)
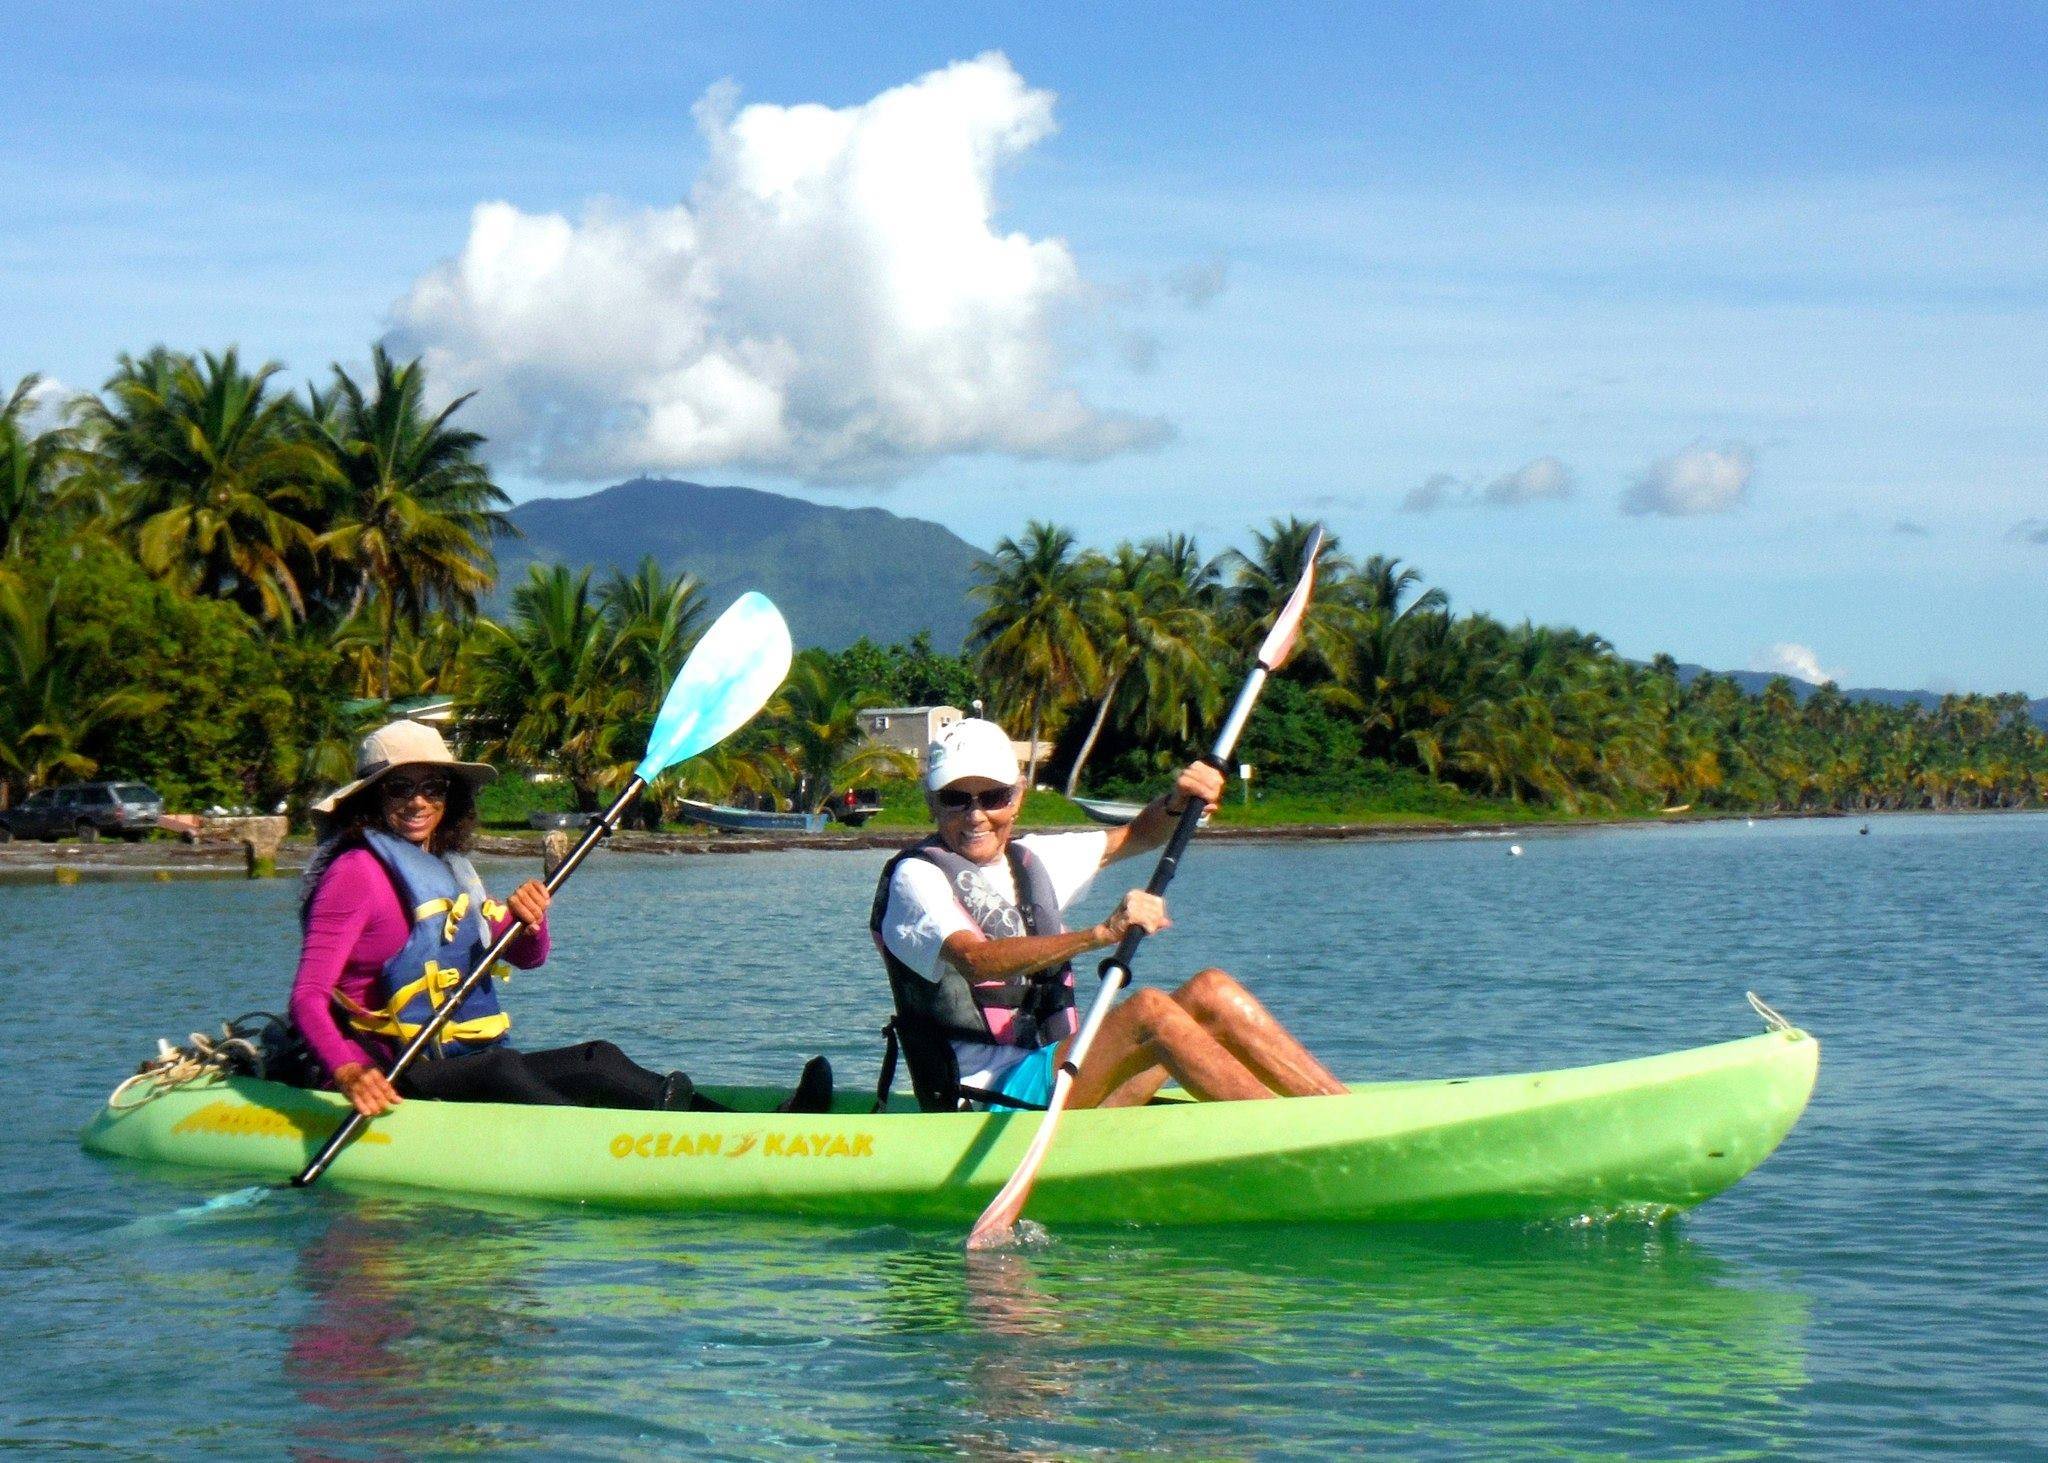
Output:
top-left (80, 1029), bottom-right (1818, 1226)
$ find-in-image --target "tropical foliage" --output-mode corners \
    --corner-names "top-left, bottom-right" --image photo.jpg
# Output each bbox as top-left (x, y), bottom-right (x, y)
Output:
top-left (2, 341), bottom-right (2040, 828)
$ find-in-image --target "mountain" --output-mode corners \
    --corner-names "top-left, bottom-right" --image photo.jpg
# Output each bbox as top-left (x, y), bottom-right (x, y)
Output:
top-left (1667, 663), bottom-right (2048, 727)
top-left (499, 478), bottom-right (985, 650)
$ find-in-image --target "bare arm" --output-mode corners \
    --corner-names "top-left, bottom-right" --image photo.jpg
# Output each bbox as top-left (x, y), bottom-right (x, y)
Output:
top-left (1103, 761), bottom-right (1227, 864)
top-left (940, 892), bottom-right (1171, 982)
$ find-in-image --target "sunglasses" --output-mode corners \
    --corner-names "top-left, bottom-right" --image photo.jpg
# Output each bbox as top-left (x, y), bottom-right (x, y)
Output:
top-left (936, 785), bottom-right (1017, 813)
top-left (380, 773), bottom-right (453, 804)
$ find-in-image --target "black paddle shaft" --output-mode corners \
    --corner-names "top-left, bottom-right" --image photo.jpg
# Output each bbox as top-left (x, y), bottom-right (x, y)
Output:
top-left (291, 774), bottom-right (646, 1187)
top-left (1096, 754), bottom-right (1227, 992)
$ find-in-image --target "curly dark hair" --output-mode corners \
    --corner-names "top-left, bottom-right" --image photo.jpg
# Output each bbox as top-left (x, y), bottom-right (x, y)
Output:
top-left (300, 773), bottom-right (481, 922)
top-left (316, 772), bottom-right (480, 856)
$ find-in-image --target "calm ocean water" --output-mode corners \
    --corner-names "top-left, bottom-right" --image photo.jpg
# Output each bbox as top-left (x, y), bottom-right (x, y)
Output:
top-left (2, 813), bottom-right (2043, 1457)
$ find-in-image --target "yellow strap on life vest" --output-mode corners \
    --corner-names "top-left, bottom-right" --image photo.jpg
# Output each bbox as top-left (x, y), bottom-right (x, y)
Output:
top-left (482, 898), bottom-right (508, 923)
top-left (333, 959), bottom-right (512, 1042)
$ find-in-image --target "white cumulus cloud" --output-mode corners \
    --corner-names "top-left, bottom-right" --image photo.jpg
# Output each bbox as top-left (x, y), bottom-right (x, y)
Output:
top-left (1622, 442), bottom-right (1755, 517)
top-left (1754, 642), bottom-right (1844, 686)
top-left (1400, 457), bottom-right (1573, 513)
top-left (10, 375), bottom-right (71, 435)
top-left (387, 54), bottom-right (1168, 484)
top-left (1481, 455), bottom-right (1574, 506)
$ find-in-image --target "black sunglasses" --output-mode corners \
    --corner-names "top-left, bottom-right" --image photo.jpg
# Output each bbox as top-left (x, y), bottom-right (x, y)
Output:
top-left (381, 773), bottom-right (453, 803)
top-left (936, 785), bottom-right (1017, 813)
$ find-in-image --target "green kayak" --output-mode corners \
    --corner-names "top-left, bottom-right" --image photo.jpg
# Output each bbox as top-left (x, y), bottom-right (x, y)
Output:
top-left (81, 1028), bottom-right (1816, 1226)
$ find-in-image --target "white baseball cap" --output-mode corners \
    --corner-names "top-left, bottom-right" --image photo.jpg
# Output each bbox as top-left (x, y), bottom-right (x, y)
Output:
top-left (926, 718), bottom-right (1020, 791)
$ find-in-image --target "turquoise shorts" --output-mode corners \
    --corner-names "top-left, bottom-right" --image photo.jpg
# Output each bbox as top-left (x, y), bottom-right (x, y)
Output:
top-left (984, 1042), bottom-right (1058, 1109)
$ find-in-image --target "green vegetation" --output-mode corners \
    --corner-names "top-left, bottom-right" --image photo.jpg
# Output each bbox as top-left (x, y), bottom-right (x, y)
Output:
top-left (2, 343), bottom-right (2042, 830)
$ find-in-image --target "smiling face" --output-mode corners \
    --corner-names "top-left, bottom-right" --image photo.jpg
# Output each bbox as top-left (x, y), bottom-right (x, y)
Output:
top-left (927, 776), bottom-right (1022, 865)
top-left (377, 765), bottom-right (452, 848)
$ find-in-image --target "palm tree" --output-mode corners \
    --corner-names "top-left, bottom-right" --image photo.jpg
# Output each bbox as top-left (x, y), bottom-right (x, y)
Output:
top-left (307, 347), bottom-right (510, 694)
top-left (0, 375), bottom-right (86, 581)
top-left (600, 555), bottom-right (706, 711)
top-left (1223, 517), bottom-right (1363, 683)
top-left (463, 565), bottom-right (638, 810)
top-left (81, 347), bottom-right (333, 624)
top-left (661, 736), bottom-right (788, 813)
top-left (970, 522), bottom-right (1102, 787)
top-left (0, 580), bottom-right (164, 804)
top-left (766, 651), bottom-right (917, 810)
top-left (1063, 541), bottom-right (1222, 794)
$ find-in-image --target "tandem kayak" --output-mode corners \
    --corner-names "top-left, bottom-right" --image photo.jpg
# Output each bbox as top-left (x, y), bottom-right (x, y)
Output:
top-left (81, 1029), bottom-right (1817, 1226)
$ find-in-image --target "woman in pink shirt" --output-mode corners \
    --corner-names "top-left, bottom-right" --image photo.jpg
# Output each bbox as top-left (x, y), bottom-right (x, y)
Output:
top-left (290, 720), bottom-right (691, 1118)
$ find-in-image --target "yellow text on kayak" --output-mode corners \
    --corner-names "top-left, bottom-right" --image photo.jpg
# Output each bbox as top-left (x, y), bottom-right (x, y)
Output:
top-left (609, 1130), bottom-right (875, 1160)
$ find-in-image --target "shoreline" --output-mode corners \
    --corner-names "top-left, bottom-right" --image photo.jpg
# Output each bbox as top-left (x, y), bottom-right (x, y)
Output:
top-left (0, 806), bottom-right (1945, 881)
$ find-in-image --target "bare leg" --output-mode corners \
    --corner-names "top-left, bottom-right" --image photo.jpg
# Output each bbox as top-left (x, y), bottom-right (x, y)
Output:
top-left (1172, 968), bottom-right (1348, 1097)
top-left (1066, 988), bottom-right (1274, 1108)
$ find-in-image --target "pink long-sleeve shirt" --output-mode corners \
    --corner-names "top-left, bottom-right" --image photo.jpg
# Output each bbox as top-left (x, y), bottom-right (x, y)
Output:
top-left (289, 846), bottom-right (550, 1082)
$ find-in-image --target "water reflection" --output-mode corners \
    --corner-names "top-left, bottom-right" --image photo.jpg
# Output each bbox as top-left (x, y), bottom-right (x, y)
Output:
top-left (286, 1201), bottom-right (556, 1460)
top-left (247, 1199), bottom-right (1811, 1456)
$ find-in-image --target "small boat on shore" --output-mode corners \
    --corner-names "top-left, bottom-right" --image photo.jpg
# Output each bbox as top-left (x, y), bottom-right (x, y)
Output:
top-left (675, 800), bottom-right (830, 835)
top-left (80, 1029), bottom-right (1816, 1226)
top-left (527, 811), bottom-right (588, 831)
top-left (1071, 795), bottom-right (1147, 825)
top-left (1071, 795), bottom-right (1212, 828)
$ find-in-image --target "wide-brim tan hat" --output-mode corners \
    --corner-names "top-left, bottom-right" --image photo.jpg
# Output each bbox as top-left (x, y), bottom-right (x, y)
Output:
top-left (311, 719), bottom-right (497, 814)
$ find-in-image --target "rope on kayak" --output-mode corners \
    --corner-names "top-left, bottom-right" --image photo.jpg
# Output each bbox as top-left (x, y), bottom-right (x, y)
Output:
top-left (107, 1012), bottom-right (287, 1110)
top-left (1746, 991), bottom-right (1793, 1032)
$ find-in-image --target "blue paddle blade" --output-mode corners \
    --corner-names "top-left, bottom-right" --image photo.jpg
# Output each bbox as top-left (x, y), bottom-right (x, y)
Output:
top-left (635, 591), bottom-right (793, 781)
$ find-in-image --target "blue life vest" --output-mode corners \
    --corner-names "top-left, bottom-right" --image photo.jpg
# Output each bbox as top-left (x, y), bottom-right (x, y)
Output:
top-left (333, 829), bottom-right (513, 1058)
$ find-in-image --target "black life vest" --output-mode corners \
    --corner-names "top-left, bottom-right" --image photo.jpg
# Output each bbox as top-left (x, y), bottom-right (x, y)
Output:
top-left (869, 835), bottom-right (1079, 1112)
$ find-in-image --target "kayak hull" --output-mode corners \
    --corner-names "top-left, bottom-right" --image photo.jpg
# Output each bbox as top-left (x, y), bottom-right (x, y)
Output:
top-left (80, 1029), bottom-right (1817, 1226)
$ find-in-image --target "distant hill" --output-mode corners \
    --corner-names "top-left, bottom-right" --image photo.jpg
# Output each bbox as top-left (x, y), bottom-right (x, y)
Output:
top-left (499, 478), bottom-right (983, 650)
top-left (1668, 662), bottom-right (2048, 727)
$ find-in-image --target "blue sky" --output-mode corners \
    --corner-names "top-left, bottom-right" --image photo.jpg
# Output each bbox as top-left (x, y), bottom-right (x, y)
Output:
top-left (5, 2), bottom-right (2044, 691)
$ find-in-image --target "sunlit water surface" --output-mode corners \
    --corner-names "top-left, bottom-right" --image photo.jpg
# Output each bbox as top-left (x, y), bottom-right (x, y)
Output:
top-left (3, 814), bottom-right (2044, 1457)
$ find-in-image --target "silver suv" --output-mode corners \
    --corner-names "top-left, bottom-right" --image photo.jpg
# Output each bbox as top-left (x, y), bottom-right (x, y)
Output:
top-left (0, 782), bottom-right (164, 842)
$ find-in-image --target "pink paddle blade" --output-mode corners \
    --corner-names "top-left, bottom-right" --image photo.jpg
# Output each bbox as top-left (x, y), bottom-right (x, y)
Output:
top-left (1256, 525), bottom-right (1323, 672)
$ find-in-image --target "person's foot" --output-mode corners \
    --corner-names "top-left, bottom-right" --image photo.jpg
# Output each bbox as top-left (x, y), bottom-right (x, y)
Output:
top-left (776, 1056), bottom-right (833, 1114)
top-left (660, 1071), bottom-right (694, 1112)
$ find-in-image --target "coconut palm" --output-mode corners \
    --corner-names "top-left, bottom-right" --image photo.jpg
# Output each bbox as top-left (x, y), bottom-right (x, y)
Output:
top-left (600, 556), bottom-right (706, 709)
top-left (767, 650), bottom-right (917, 811)
top-left (0, 580), bottom-right (164, 803)
top-left (1223, 517), bottom-right (1364, 683)
top-left (1062, 542), bottom-right (1222, 794)
top-left (463, 565), bottom-right (639, 811)
top-left (970, 522), bottom-right (1102, 786)
top-left (307, 347), bottom-right (510, 694)
top-left (82, 347), bottom-right (332, 624)
top-left (0, 375), bottom-right (87, 579)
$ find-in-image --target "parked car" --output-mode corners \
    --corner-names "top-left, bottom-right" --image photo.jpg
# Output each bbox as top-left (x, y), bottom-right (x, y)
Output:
top-left (0, 782), bottom-right (164, 842)
top-left (825, 787), bottom-right (884, 827)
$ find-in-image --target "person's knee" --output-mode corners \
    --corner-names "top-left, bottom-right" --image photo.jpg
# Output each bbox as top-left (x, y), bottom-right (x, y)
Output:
top-left (581, 1040), bottom-right (628, 1066)
top-left (1178, 967), bottom-right (1244, 1017)
top-left (1125, 986), bottom-right (1184, 1034)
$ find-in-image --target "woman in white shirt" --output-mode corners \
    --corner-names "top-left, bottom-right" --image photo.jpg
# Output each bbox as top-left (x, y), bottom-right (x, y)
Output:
top-left (871, 719), bottom-right (1346, 1111)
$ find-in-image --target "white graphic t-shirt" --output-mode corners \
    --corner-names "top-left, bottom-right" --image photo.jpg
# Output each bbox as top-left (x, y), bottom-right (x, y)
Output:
top-left (880, 830), bottom-right (1111, 1090)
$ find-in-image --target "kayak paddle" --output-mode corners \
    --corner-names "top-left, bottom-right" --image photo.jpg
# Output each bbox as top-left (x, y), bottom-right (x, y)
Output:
top-left (291, 590), bottom-right (794, 1188)
top-left (965, 527), bottom-right (1324, 1249)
